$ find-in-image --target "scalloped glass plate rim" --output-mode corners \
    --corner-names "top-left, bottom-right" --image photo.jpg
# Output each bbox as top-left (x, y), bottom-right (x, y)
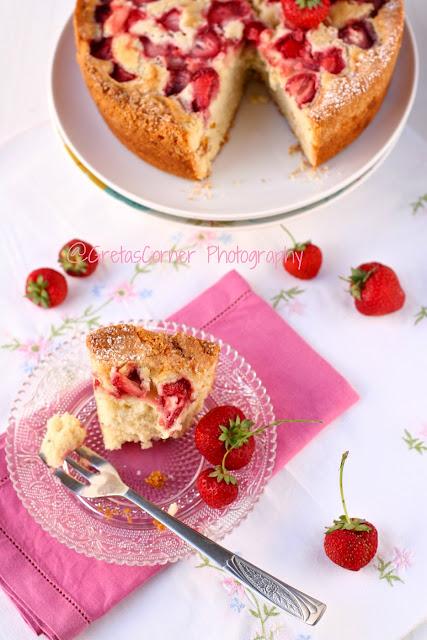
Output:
top-left (5, 320), bottom-right (277, 566)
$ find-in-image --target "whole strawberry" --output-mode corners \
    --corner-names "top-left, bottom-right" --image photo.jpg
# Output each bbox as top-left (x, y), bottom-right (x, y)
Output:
top-left (281, 0), bottom-right (330, 30)
top-left (59, 239), bottom-right (99, 278)
top-left (25, 268), bottom-right (68, 309)
top-left (281, 225), bottom-right (322, 280)
top-left (324, 451), bottom-right (378, 571)
top-left (195, 406), bottom-right (255, 470)
top-left (197, 467), bottom-right (238, 509)
top-left (343, 262), bottom-right (405, 316)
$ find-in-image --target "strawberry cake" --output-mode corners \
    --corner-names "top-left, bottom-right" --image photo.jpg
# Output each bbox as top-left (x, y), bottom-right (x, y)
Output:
top-left (86, 324), bottom-right (219, 449)
top-left (74, 0), bottom-right (404, 179)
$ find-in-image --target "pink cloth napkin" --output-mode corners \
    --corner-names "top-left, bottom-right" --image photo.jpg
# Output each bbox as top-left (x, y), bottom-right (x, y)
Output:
top-left (0, 270), bottom-right (358, 640)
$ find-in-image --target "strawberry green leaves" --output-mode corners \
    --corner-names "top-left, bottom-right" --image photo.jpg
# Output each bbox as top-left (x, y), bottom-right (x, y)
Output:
top-left (326, 514), bottom-right (371, 534)
top-left (209, 466), bottom-right (237, 485)
top-left (26, 275), bottom-right (51, 308)
top-left (218, 415), bottom-right (255, 449)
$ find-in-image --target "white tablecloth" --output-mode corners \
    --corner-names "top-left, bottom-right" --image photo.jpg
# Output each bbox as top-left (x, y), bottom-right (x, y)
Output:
top-left (1, 2), bottom-right (426, 639)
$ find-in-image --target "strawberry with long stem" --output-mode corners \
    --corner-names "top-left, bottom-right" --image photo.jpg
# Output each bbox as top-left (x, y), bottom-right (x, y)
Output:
top-left (281, 225), bottom-right (322, 280)
top-left (324, 451), bottom-right (378, 571)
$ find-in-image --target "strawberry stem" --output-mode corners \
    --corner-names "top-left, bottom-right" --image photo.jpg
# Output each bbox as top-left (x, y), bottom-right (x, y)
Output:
top-left (220, 418), bottom-right (321, 475)
top-left (325, 451), bottom-right (372, 534)
top-left (221, 447), bottom-right (233, 476)
top-left (341, 268), bottom-right (377, 301)
top-left (249, 418), bottom-right (320, 438)
top-left (280, 224), bottom-right (298, 248)
top-left (339, 451), bottom-right (351, 525)
top-left (296, 0), bottom-right (323, 8)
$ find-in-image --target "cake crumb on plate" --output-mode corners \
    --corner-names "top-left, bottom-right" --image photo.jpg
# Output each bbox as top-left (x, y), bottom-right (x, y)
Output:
top-left (187, 180), bottom-right (214, 201)
top-left (288, 143), bottom-right (302, 156)
top-left (152, 502), bottom-right (179, 531)
top-left (289, 159), bottom-right (329, 181)
top-left (145, 470), bottom-right (168, 489)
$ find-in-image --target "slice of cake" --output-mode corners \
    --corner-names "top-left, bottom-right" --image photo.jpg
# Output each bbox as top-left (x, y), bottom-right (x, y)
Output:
top-left (40, 413), bottom-right (87, 468)
top-left (86, 324), bottom-right (220, 449)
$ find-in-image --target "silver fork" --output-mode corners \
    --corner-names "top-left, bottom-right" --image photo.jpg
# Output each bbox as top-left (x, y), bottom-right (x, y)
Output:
top-left (40, 446), bottom-right (326, 626)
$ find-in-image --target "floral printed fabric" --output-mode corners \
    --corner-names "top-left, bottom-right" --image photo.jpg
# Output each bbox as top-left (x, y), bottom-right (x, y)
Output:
top-left (0, 112), bottom-right (427, 640)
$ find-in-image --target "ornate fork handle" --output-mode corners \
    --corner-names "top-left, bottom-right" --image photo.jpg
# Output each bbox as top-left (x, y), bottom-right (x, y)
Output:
top-left (125, 488), bottom-right (326, 625)
top-left (225, 555), bottom-right (326, 625)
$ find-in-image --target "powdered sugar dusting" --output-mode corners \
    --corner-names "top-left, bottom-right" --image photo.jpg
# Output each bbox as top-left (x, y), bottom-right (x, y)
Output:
top-left (310, 1), bottom-right (403, 120)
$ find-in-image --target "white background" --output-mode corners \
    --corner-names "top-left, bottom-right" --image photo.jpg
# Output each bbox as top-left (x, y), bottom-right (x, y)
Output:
top-left (0, 1), bottom-right (426, 639)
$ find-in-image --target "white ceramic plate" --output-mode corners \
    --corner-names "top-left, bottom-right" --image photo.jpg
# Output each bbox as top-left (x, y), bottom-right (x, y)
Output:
top-left (50, 17), bottom-right (418, 222)
top-left (81, 132), bottom-right (399, 230)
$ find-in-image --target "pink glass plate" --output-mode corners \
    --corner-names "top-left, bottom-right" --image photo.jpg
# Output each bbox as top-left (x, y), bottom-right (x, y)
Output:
top-left (6, 320), bottom-right (276, 566)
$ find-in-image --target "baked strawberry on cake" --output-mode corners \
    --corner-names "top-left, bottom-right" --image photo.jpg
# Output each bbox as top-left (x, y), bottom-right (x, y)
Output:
top-left (86, 324), bottom-right (220, 449)
top-left (74, 0), bottom-right (403, 178)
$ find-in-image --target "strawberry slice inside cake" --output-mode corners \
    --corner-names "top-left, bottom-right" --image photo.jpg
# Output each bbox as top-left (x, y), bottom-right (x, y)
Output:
top-left (86, 324), bottom-right (219, 449)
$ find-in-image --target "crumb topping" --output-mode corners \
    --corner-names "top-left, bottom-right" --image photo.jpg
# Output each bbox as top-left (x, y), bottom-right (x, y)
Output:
top-left (86, 324), bottom-right (220, 375)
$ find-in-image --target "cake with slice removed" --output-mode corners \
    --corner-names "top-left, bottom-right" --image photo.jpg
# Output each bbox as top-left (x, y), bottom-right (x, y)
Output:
top-left (74, 0), bottom-right (404, 179)
top-left (86, 324), bottom-right (220, 449)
